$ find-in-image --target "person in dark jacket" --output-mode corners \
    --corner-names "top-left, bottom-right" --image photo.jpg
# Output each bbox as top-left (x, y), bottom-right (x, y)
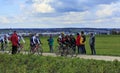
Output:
top-left (70, 34), bottom-right (76, 53)
top-left (47, 34), bottom-right (54, 53)
top-left (89, 33), bottom-right (96, 55)
top-left (10, 31), bottom-right (18, 54)
top-left (80, 31), bottom-right (86, 54)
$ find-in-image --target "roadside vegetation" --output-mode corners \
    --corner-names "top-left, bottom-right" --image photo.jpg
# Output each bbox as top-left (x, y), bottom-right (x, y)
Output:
top-left (0, 54), bottom-right (120, 73)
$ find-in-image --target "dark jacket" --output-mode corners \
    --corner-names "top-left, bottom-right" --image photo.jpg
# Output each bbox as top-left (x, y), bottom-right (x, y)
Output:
top-left (70, 37), bottom-right (76, 47)
top-left (89, 35), bottom-right (95, 45)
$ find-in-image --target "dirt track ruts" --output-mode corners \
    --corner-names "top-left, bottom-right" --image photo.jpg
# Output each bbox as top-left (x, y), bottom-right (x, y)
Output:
top-left (0, 51), bottom-right (120, 61)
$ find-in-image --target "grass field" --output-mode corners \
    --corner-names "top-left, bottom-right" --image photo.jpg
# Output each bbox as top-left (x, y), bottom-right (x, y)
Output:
top-left (2, 35), bottom-right (120, 56)
top-left (0, 54), bottom-right (120, 73)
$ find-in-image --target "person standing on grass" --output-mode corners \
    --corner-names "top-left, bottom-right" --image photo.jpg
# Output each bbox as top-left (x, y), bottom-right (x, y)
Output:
top-left (89, 33), bottom-right (96, 55)
top-left (76, 33), bottom-right (81, 54)
top-left (10, 31), bottom-right (18, 54)
top-left (80, 31), bottom-right (86, 54)
top-left (47, 34), bottom-right (54, 53)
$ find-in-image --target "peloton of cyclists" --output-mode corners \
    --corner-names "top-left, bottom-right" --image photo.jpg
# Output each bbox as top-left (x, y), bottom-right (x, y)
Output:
top-left (57, 32), bottom-right (76, 55)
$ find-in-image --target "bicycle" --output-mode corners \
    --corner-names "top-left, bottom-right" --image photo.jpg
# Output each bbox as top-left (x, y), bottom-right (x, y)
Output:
top-left (17, 43), bottom-right (24, 53)
top-left (55, 44), bottom-right (63, 56)
top-left (29, 44), bottom-right (43, 55)
top-left (55, 44), bottom-right (75, 57)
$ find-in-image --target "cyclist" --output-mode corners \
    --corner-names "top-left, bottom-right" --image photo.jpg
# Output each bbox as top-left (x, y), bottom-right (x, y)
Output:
top-left (30, 33), bottom-right (41, 53)
top-left (70, 34), bottom-right (76, 53)
top-left (4, 34), bottom-right (10, 50)
top-left (30, 34), bottom-right (36, 52)
top-left (64, 34), bottom-right (71, 46)
top-left (60, 33), bottom-right (69, 56)
top-left (0, 35), bottom-right (4, 51)
top-left (17, 34), bottom-right (25, 53)
top-left (60, 32), bottom-right (66, 45)
top-left (57, 34), bottom-right (62, 45)
top-left (57, 32), bottom-right (66, 45)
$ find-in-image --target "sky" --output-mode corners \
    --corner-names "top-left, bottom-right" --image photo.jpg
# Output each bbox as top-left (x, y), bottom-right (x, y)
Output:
top-left (0, 0), bottom-right (120, 28)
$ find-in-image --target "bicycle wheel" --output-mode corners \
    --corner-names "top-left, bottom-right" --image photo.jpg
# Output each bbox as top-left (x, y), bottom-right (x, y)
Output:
top-left (17, 47), bottom-right (21, 53)
top-left (71, 46), bottom-right (77, 57)
top-left (37, 46), bottom-right (43, 56)
top-left (68, 47), bottom-right (74, 57)
top-left (55, 46), bottom-right (62, 56)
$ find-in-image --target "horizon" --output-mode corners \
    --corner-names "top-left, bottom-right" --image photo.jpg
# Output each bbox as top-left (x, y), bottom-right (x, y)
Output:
top-left (0, 0), bottom-right (120, 28)
top-left (0, 27), bottom-right (120, 29)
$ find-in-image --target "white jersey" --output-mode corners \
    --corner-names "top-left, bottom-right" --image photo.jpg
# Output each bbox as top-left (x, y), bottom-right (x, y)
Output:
top-left (32, 36), bottom-right (40, 44)
top-left (0, 36), bottom-right (4, 42)
top-left (5, 34), bottom-right (10, 43)
top-left (18, 35), bottom-right (25, 44)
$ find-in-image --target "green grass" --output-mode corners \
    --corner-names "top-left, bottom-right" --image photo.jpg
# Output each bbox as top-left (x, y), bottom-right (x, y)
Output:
top-left (38, 35), bottom-right (120, 56)
top-left (1, 35), bottom-right (120, 56)
top-left (93, 35), bottom-right (120, 56)
top-left (0, 54), bottom-right (120, 73)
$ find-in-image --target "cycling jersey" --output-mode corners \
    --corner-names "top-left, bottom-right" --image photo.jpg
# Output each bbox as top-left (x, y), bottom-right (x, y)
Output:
top-left (30, 35), bottom-right (41, 46)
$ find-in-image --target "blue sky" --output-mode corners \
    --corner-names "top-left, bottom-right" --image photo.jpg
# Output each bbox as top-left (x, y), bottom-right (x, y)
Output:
top-left (0, 0), bottom-right (120, 28)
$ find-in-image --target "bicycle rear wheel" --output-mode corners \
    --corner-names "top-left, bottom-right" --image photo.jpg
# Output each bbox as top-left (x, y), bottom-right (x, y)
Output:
top-left (69, 48), bottom-right (74, 57)
top-left (55, 46), bottom-right (62, 56)
top-left (37, 46), bottom-right (43, 56)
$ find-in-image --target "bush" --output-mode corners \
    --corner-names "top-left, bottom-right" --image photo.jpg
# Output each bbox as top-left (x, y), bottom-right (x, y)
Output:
top-left (0, 54), bottom-right (120, 73)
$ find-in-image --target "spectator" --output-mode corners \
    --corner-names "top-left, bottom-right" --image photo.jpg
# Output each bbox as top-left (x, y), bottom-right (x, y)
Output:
top-left (89, 33), bottom-right (96, 55)
top-left (80, 31), bottom-right (86, 54)
top-left (47, 34), bottom-right (54, 53)
top-left (10, 31), bottom-right (18, 54)
top-left (76, 33), bottom-right (81, 54)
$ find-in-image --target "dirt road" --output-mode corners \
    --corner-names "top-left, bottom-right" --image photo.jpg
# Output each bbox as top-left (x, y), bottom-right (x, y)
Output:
top-left (1, 51), bottom-right (120, 61)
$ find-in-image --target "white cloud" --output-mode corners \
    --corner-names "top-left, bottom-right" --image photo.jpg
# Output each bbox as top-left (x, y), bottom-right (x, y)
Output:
top-left (1, 0), bottom-right (120, 28)
top-left (0, 17), bottom-right (10, 24)
top-left (31, 0), bottom-right (55, 13)
top-left (32, 3), bottom-right (54, 13)
top-left (96, 2), bottom-right (120, 17)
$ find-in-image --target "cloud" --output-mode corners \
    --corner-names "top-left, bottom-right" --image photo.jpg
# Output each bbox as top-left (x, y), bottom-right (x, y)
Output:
top-left (25, 0), bottom-right (119, 13)
top-left (0, 17), bottom-right (10, 24)
top-left (96, 2), bottom-right (120, 18)
top-left (32, 2), bottom-right (54, 13)
top-left (50, 0), bottom-right (119, 12)
top-left (25, 0), bottom-right (55, 13)
top-left (1, 0), bottom-right (120, 28)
